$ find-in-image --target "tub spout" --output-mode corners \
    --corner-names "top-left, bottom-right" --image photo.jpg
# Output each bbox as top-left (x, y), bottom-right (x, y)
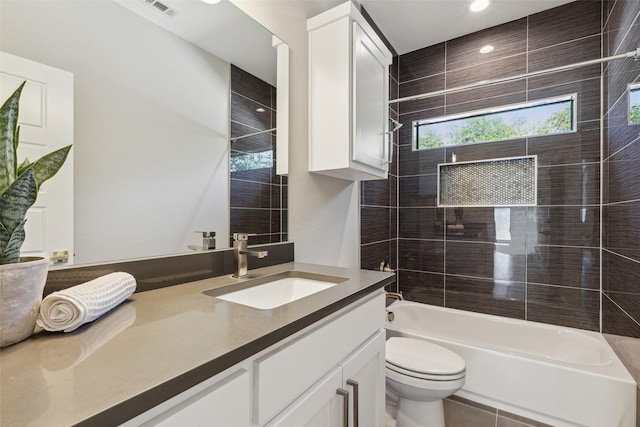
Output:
top-left (386, 292), bottom-right (404, 301)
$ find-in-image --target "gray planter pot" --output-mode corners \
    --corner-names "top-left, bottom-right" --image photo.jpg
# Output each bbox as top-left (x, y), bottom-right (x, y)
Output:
top-left (0, 257), bottom-right (49, 347)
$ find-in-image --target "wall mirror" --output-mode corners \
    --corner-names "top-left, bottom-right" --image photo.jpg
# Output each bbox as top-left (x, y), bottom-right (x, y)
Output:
top-left (0, 0), bottom-right (288, 266)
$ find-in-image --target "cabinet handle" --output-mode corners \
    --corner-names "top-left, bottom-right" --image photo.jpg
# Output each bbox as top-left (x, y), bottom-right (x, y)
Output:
top-left (336, 388), bottom-right (350, 427)
top-left (346, 379), bottom-right (359, 427)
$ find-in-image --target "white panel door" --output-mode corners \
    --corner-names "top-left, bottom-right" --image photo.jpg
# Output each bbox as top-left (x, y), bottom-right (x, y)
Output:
top-left (340, 330), bottom-right (386, 427)
top-left (0, 51), bottom-right (74, 265)
top-left (352, 21), bottom-right (389, 172)
top-left (266, 367), bottom-right (344, 427)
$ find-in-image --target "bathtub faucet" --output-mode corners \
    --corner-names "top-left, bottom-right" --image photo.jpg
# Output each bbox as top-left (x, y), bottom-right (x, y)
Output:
top-left (386, 292), bottom-right (404, 301)
top-left (385, 292), bottom-right (403, 322)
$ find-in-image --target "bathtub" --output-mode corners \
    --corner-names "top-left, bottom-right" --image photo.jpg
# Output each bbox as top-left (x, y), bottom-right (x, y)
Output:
top-left (385, 301), bottom-right (637, 427)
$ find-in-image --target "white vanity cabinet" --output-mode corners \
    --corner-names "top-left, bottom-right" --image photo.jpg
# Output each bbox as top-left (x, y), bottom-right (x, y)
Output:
top-left (122, 291), bottom-right (385, 427)
top-left (256, 292), bottom-right (385, 426)
top-left (122, 367), bottom-right (252, 426)
top-left (266, 331), bottom-right (385, 427)
top-left (308, 2), bottom-right (393, 181)
top-left (265, 367), bottom-right (344, 427)
top-left (340, 330), bottom-right (386, 427)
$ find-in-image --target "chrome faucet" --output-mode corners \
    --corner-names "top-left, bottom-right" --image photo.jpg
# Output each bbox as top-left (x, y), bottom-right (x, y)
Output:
top-left (232, 233), bottom-right (268, 278)
top-left (188, 231), bottom-right (216, 251)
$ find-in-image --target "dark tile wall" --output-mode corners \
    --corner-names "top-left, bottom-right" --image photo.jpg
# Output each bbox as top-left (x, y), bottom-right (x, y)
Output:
top-left (444, 395), bottom-right (554, 427)
top-left (362, 1), bottom-right (640, 422)
top-left (230, 65), bottom-right (287, 246)
top-left (359, 3), bottom-right (400, 288)
top-left (387, 393), bottom-right (553, 426)
top-left (600, 3), bottom-right (640, 415)
top-left (362, 0), bottom-right (606, 331)
top-left (360, 55), bottom-right (399, 292)
top-left (603, 0), bottom-right (640, 339)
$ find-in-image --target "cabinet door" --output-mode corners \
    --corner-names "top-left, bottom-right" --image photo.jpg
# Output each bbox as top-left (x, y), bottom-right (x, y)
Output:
top-left (140, 369), bottom-right (251, 427)
top-left (266, 367), bottom-right (346, 427)
top-left (352, 21), bottom-right (389, 174)
top-left (254, 292), bottom-right (383, 425)
top-left (340, 330), bottom-right (386, 427)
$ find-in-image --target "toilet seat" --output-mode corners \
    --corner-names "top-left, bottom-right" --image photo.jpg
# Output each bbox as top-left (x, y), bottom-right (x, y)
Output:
top-left (386, 362), bottom-right (465, 381)
top-left (386, 337), bottom-right (466, 381)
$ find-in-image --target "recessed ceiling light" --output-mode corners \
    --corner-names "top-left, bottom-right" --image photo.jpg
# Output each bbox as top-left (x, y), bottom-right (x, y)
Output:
top-left (470, 0), bottom-right (490, 12)
top-left (201, 0), bottom-right (221, 4)
top-left (479, 45), bottom-right (495, 54)
top-left (256, 108), bottom-right (266, 113)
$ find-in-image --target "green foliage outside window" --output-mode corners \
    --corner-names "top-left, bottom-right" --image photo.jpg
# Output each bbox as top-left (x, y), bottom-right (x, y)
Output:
top-left (415, 99), bottom-right (574, 150)
top-left (630, 88), bottom-right (640, 124)
top-left (631, 105), bottom-right (640, 124)
top-left (230, 150), bottom-right (273, 172)
top-left (537, 105), bottom-right (572, 134)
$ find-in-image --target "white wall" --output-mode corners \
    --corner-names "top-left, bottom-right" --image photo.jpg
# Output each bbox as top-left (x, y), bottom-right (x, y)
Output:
top-left (232, 0), bottom-right (361, 269)
top-left (0, 0), bottom-right (230, 264)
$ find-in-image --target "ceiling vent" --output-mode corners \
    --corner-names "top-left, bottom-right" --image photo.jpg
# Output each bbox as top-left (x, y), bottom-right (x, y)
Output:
top-left (138, 0), bottom-right (178, 17)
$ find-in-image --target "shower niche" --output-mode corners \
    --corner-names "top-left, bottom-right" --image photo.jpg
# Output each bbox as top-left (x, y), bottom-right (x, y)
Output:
top-left (438, 156), bottom-right (538, 207)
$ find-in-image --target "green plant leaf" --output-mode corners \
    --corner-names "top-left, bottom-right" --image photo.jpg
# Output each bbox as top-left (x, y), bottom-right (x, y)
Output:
top-left (17, 157), bottom-right (32, 176)
top-left (0, 168), bottom-right (37, 264)
top-left (0, 168), bottom-right (37, 233)
top-left (0, 81), bottom-right (71, 264)
top-left (0, 82), bottom-right (25, 194)
top-left (14, 125), bottom-right (20, 155)
top-left (28, 145), bottom-right (72, 191)
top-left (0, 219), bottom-right (26, 265)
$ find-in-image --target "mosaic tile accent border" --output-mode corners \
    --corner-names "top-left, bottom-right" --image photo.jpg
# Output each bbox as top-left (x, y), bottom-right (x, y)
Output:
top-left (438, 156), bottom-right (537, 207)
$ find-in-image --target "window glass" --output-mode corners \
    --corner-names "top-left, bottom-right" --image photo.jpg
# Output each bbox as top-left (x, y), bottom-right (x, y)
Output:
top-left (414, 95), bottom-right (575, 150)
top-left (630, 85), bottom-right (640, 124)
top-left (230, 150), bottom-right (273, 172)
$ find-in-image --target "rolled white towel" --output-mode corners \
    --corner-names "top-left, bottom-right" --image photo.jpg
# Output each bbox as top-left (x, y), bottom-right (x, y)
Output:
top-left (37, 272), bottom-right (136, 333)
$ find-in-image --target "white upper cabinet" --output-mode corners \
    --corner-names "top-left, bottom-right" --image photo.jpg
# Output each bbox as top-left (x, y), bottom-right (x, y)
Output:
top-left (308, 2), bottom-right (393, 181)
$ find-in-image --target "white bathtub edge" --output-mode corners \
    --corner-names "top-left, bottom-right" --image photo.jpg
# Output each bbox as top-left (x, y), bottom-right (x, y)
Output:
top-left (385, 301), bottom-right (637, 427)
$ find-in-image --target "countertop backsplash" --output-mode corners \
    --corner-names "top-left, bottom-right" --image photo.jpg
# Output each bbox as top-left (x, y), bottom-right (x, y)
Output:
top-left (44, 242), bottom-right (294, 295)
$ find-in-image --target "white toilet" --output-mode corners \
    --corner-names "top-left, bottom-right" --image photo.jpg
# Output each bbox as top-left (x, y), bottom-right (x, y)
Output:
top-left (386, 337), bottom-right (466, 427)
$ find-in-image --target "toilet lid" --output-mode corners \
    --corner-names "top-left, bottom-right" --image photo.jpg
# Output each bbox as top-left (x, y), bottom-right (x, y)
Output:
top-left (386, 337), bottom-right (465, 376)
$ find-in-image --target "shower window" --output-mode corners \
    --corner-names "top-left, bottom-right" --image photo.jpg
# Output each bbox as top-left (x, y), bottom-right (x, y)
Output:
top-left (630, 84), bottom-right (640, 125)
top-left (230, 150), bottom-right (273, 172)
top-left (413, 94), bottom-right (576, 150)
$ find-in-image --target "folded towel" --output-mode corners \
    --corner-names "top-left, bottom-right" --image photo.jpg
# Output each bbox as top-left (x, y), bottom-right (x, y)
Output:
top-left (37, 272), bottom-right (136, 333)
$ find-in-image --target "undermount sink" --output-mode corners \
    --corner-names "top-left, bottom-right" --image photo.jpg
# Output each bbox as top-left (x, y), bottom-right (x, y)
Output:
top-left (203, 271), bottom-right (348, 310)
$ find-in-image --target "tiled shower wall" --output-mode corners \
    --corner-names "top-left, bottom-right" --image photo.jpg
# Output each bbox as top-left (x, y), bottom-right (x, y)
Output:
top-left (360, 63), bottom-right (399, 279)
top-left (360, 6), bottom-right (399, 285)
top-left (601, 1), bottom-right (640, 415)
top-left (602, 0), bottom-right (640, 339)
top-left (362, 0), bottom-right (605, 330)
top-left (230, 65), bottom-right (287, 246)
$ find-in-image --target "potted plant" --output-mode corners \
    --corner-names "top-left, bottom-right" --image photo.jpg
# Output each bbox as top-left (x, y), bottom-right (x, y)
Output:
top-left (0, 82), bottom-right (72, 347)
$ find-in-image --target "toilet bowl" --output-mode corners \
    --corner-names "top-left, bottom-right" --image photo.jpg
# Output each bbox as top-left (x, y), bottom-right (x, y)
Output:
top-left (386, 337), bottom-right (466, 427)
